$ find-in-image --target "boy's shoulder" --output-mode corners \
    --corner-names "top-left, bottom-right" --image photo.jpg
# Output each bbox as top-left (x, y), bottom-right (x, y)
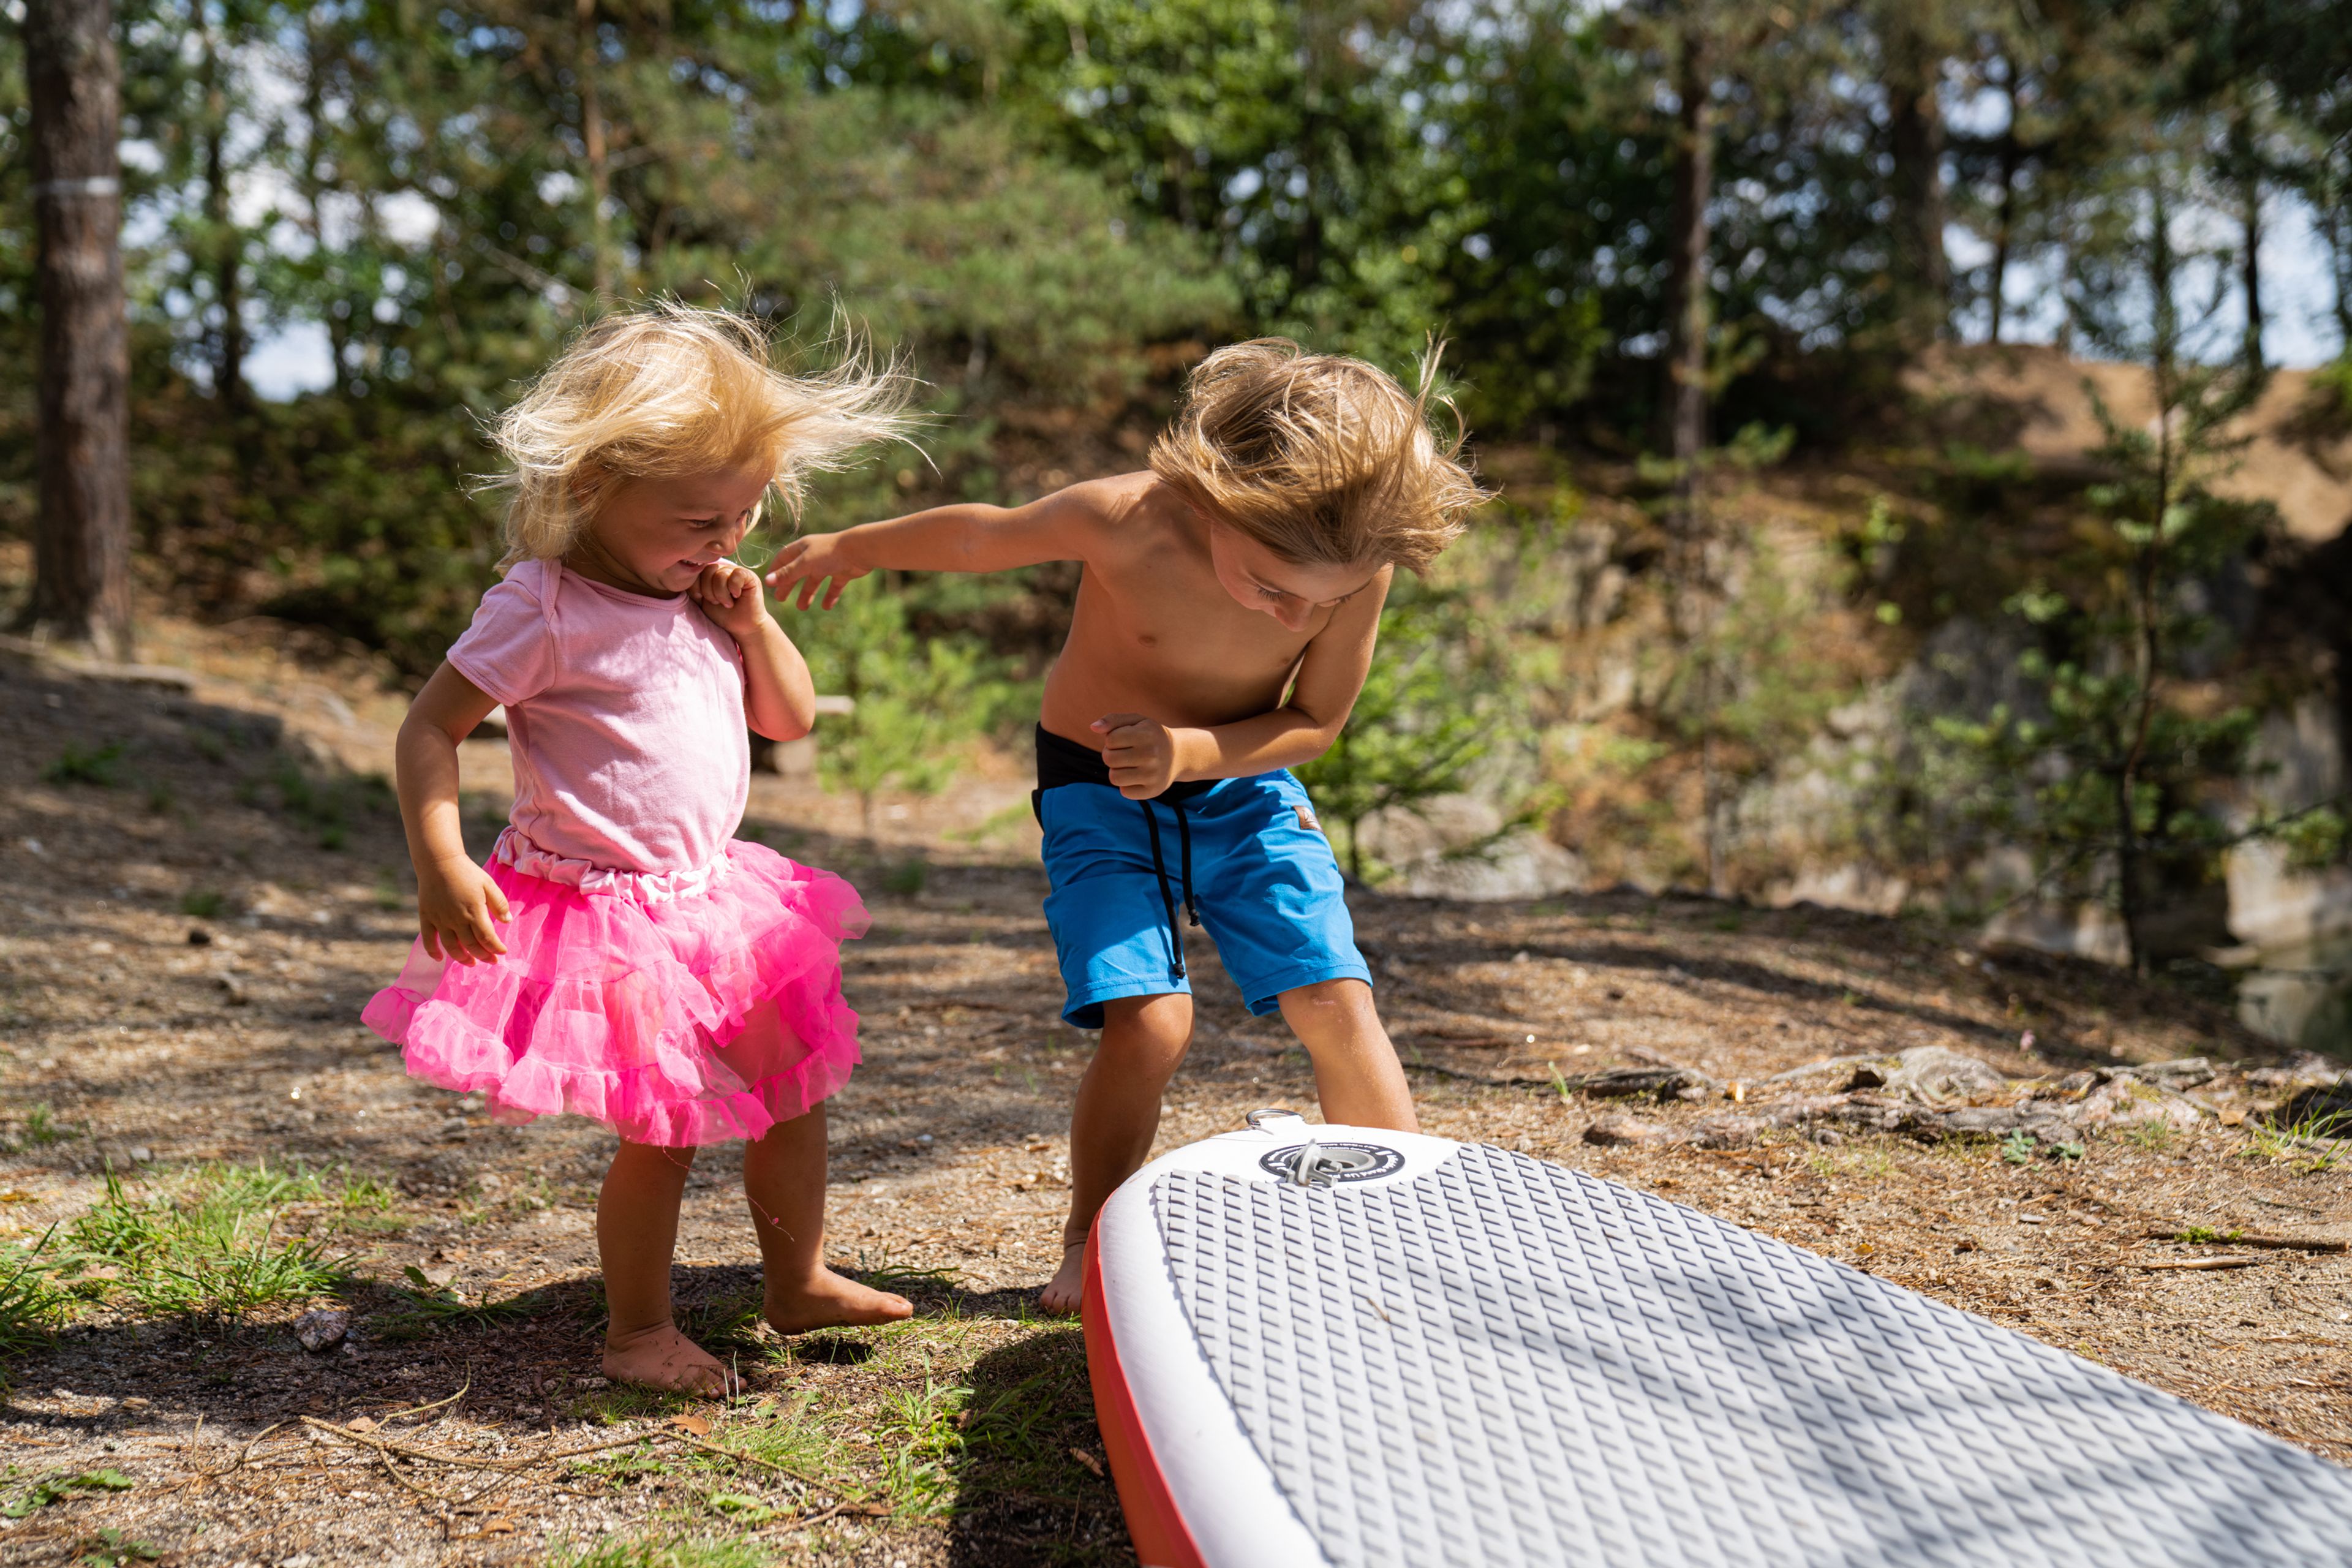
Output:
top-left (1046, 472), bottom-right (1193, 557)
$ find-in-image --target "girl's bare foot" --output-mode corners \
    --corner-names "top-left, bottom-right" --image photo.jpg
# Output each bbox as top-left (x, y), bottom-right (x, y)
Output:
top-left (1038, 1240), bottom-right (1088, 1317)
top-left (764, 1265), bottom-right (913, 1335)
top-left (603, 1321), bottom-right (728, 1395)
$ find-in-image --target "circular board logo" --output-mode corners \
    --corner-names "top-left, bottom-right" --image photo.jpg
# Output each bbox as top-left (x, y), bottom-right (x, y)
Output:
top-left (1257, 1141), bottom-right (1408, 1185)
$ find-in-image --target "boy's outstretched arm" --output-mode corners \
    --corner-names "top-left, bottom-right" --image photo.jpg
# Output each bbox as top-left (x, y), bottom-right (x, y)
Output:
top-left (1096, 570), bottom-right (1392, 799)
top-left (765, 487), bottom-right (1102, 609)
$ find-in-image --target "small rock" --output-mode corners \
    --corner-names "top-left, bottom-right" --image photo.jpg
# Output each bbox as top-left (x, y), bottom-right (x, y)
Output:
top-left (215, 974), bottom-right (249, 1006)
top-left (1882, 1046), bottom-right (2008, 1102)
top-left (1583, 1115), bottom-right (1678, 1147)
top-left (293, 1308), bottom-right (349, 1352)
top-left (1691, 1115), bottom-right (1766, 1150)
top-left (126, 1145), bottom-right (151, 1164)
top-left (345, 1415), bottom-right (377, 1432)
top-left (2072, 1074), bottom-right (2201, 1133)
top-left (1811, 1128), bottom-right (1844, 1146)
top-left (186, 927), bottom-right (213, 946)
top-left (2136, 1057), bottom-right (2215, 1090)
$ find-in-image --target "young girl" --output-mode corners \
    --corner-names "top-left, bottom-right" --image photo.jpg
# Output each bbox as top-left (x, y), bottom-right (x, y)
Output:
top-left (363, 304), bottom-right (917, 1394)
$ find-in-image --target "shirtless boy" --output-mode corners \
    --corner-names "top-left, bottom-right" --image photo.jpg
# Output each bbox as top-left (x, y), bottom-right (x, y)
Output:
top-left (766, 339), bottom-right (1488, 1312)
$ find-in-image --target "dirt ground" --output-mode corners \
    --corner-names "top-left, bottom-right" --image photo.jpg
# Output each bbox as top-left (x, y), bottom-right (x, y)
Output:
top-left (2, 608), bottom-right (2349, 1568)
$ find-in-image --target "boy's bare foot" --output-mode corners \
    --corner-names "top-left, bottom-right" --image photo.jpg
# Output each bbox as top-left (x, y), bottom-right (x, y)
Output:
top-left (603, 1322), bottom-right (728, 1395)
top-left (764, 1265), bottom-right (913, 1335)
top-left (1038, 1240), bottom-right (1088, 1317)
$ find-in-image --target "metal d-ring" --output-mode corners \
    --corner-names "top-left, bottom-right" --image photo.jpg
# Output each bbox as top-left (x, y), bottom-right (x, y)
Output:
top-left (1246, 1107), bottom-right (1304, 1133)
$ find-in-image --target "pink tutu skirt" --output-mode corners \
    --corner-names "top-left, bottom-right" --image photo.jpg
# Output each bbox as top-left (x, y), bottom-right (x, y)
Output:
top-left (362, 831), bottom-right (869, 1147)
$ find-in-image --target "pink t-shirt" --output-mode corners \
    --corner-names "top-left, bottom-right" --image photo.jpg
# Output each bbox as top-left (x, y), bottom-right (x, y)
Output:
top-left (447, 559), bottom-right (749, 875)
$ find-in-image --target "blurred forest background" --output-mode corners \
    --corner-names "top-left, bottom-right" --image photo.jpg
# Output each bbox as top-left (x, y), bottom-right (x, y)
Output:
top-left (4, 0), bottom-right (2352, 1050)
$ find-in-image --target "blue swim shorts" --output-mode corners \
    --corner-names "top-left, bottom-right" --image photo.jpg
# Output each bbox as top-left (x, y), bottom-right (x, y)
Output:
top-left (1033, 730), bottom-right (1372, 1029)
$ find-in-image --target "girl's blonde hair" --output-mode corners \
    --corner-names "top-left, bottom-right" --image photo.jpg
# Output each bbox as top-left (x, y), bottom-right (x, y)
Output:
top-left (1148, 338), bottom-right (1488, 574)
top-left (485, 302), bottom-right (919, 562)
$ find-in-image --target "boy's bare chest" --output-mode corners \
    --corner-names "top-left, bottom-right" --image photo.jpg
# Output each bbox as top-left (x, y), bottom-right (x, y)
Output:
top-left (1076, 557), bottom-right (1324, 677)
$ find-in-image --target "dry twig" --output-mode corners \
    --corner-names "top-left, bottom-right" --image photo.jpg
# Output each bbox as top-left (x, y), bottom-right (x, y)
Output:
top-left (2143, 1228), bottom-right (2346, 1253)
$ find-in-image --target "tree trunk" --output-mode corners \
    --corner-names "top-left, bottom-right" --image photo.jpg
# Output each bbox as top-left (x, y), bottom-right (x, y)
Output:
top-left (1662, 23), bottom-right (1713, 499)
top-left (198, 14), bottom-right (244, 407)
top-left (576, 0), bottom-right (612, 298)
top-left (1988, 68), bottom-right (2019, 344)
top-left (1885, 17), bottom-right (1950, 350)
top-left (2233, 109), bottom-right (2264, 375)
top-left (18, 0), bottom-right (134, 661)
top-left (300, 17), bottom-right (349, 386)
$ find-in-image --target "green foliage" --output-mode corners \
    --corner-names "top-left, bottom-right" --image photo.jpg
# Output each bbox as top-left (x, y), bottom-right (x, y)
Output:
top-left (0, 1469), bottom-right (133, 1520)
top-left (375, 1265), bottom-right (533, 1340)
top-left (1298, 595), bottom-right (1498, 882)
top-left (0, 1232), bottom-right (72, 1359)
top-left (42, 744), bottom-right (128, 788)
top-left (64, 1165), bottom-right (348, 1319)
top-left (784, 587), bottom-right (1019, 835)
top-left (543, 1537), bottom-right (773, 1568)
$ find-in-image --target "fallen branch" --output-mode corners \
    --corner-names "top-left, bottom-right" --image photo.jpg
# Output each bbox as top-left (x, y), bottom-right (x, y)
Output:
top-left (2144, 1229), bottom-right (2346, 1253)
top-left (2138, 1256), bottom-right (2264, 1270)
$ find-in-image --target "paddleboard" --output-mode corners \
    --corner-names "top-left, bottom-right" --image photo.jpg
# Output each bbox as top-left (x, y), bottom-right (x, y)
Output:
top-left (1082, 1111), bottom-right (2352, 1567)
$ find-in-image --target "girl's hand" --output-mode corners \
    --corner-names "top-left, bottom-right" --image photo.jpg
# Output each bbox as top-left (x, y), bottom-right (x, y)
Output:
top-left (418, 858), bottom-right (511, 966)
top-left (690, 560), bottom-right (775, 640)
top-left (765, 533), bottom-right (869, 609)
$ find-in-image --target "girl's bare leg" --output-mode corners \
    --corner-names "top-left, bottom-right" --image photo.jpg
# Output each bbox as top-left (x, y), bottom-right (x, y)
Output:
top-left (745, 1101), bottom-right (913, 1334)
top-left (598, 1140), bottom-right (726, 1394)
top-left (1040, 991), bottom-right (1194, 1316)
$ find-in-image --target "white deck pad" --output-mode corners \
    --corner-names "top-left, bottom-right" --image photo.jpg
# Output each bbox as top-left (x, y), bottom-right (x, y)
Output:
top-left (1088, 1115), bottom-right (2352, 1568)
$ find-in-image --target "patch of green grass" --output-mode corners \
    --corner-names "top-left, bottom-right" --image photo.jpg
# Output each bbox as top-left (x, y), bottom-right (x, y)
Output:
top-left (43, 742), bottom-right (127, 787)
top-left (873, 1376), bottom-right (970, 1517)
top-left (2176, 1226), bottom-right (2242, 1245)
top-left (0, 1231), bottom-right (72, 1357)
top-left (77, 1525), bottom-right (163, 1565)
top-left (1, 1468), bottom-right (132, 1518)
top-left (2242, 1103), bottom-right (2346, 1172)
top-left (854, 1257), bottom-right (964, 1300)
top-left (270, 756), bottom-right (393, 851)
top-left (543, 1536), bottom-right (773, 1568)
top-left (177, 890), bottom-right (228, 920)
top-left (20, 1105), bottom-right (77, 1148)
top-left (375, 1266), bottom-right (535, 1340)
top-left (64, 1164), bottom-right (347, 1318)
top-left (2120, 1119), bottom-right (2178, 1152)
top-left (881, 857), bottom-right (929, 896)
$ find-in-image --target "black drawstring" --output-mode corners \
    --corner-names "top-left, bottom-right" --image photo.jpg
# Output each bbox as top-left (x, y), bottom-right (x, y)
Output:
top-left (1139, 797), bottom-right (1200, 981)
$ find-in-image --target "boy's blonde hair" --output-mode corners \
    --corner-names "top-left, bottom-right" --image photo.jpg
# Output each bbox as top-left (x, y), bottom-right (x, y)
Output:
top-left (1149, 338), bottom-right (1487, 574)
top-left (486, 302), bottom-right (918, 562)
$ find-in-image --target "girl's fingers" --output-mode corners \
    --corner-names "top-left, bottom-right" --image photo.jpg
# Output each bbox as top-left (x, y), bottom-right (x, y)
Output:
top-left (485, 880), bottom-right (511, 923)
top-left (421, 926), bottom-right (443, 962)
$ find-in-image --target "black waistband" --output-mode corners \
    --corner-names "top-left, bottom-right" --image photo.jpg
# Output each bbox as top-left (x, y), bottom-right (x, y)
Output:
top-left (1033, 725), bottom-right (1217, 802)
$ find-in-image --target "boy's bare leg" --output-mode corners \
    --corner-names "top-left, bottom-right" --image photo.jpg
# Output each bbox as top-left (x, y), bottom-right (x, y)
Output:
top-left (1277, 978), bottom-right (1419, 1131)
top-left (745, 1101), bottom-right (914, 1333)
top-left (599, 1140), bottom-right (727, 1394)
top-left (1040, 992), bottom-right (1194, 1315)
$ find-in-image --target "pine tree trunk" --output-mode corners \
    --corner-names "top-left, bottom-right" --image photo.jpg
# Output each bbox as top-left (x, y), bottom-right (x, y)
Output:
top-left (1885, 17), bottom-right (1949, 350)
top-left (198, 15), bottom-right (244, 407)
top-left (2234, 111), bottom-right (2264, 375)
top-left (18, 0), bottom-right (134, 661)
top-left (1662, 24), bottom-right (1713, 499)
top-left (1988, 70), bottom-right (2019, 344)
top-left (576, 0), bottom-right (612, 298)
